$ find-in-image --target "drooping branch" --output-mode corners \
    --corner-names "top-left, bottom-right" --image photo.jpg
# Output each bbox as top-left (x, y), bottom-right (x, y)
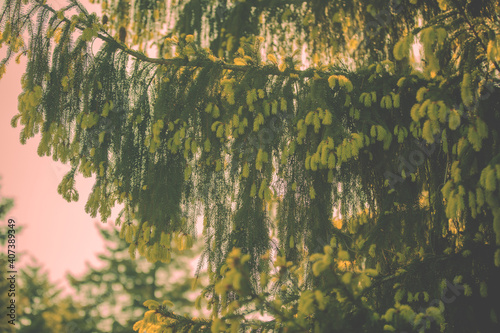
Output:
top-left (35, 1), bottom-right (326, 79)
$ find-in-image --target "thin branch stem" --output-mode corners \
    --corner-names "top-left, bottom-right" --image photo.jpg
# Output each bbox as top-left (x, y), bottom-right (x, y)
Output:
top-left (450, 0), bottom-right (500, 74)
top-left (35, 1), bottom-right (329, 79)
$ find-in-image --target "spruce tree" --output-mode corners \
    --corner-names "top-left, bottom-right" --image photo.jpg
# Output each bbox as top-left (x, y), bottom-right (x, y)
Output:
top-left (14, 262), bottom-right (99, 333)
top-left (1, 0), bottom-right (500, 331)
top-left (0, 185), bottom-right (95, 333)
top-left (66, 222), bottom-right (205, 333)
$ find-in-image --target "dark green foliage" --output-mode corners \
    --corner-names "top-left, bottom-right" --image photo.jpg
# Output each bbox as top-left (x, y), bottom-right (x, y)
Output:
top-left (2, 0), bottom-right (500, 331)
top-left (67, 223), bottom-right (206, 332)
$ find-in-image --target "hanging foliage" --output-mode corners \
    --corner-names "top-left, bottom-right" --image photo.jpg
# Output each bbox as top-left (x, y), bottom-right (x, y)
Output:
top-left (2, 0), bottom-right (500, 331)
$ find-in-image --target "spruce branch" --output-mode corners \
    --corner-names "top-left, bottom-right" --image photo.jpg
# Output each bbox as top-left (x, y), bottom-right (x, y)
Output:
top-left (34, 1), bottom-right (332, 80)
top-left (449, 0), bottom-right (500, 74)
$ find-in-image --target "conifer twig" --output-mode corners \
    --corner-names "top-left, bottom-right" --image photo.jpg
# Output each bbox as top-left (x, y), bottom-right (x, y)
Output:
top-left (36, 1), bottom-right (331, 79)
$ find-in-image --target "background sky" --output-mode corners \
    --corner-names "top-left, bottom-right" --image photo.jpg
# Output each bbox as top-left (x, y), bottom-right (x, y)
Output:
top-left (0, 0), bottom-right (109, 291)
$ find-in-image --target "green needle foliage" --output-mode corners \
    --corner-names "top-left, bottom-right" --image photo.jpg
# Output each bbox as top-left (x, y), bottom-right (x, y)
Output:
top-left (15, 263), bottom-right (96, 333)
top-left (2, 0), bottom-right (500, 331)
top-left (0, 187), bottom-right (95, 333)
top-left (67, 223), bottom-right (206, 333)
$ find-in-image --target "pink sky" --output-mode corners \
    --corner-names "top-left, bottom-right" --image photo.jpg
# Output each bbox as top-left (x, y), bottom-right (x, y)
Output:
top-left (0, 0), bottom-right (109, 288)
